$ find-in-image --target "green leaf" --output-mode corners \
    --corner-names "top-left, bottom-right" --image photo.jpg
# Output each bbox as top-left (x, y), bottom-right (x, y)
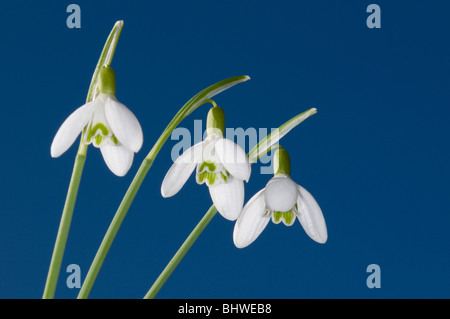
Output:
top-left (247, 107), bottom-right (317, 164)
top-left (181, 76), bottom-right (250, 119)
top-left (146, 75), bottom-right (250, 160)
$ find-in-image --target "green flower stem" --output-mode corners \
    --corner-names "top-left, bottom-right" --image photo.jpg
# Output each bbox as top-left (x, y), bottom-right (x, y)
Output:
top-left (42, 21), bottom-right (123, 299)
top-left (143, 108), bottom-right (318, 299)
top-left (42, 144), bottom-right (87, 299)
top-left (77, 76), bottom-right (250, 299)
top-left (77, 156), bottom-right (152, 299)
top-left (144, 205), bottom-right (218, 299)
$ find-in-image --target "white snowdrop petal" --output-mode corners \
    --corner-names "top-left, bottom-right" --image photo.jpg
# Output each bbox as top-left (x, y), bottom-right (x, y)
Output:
top-left (208, 175), bottom-right (244, 221)
top-left (264, 176), bottom-right (298, 212)
top-left (104, 95), bottom-right (143, 153)
top-left (214, 138), bottom-right (251, 182)
top-left (161, 142), bottom-right (204, 198)
top-left (233, 189), bottom-right (270, 248)
top-left (50, 101), bottom-right (96, 158)
top-left (100, 143), bottom-right (134, 177)
top-left (296, 184), bottom-right (328, 244)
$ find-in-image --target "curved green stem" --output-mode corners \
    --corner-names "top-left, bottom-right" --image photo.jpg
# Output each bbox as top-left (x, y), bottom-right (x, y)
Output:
top-left (144, 206), bottom-right (217, 299)
top-left (77, 76), bottom-right (250, 299)
top-left (42, 21), bottom-right (123, 299)
top-left (42, 146), bottom-right (87, 299)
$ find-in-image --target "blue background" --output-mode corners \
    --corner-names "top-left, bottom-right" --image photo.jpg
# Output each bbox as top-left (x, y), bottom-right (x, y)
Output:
top-left (0, 0), bottom-right (449, 299)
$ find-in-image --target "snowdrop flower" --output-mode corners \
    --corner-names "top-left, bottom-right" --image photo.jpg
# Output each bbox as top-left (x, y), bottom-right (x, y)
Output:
top-left (233, 147), bottom-right (327, 248)
top-left (50, 66), bottom-right (143, 176)
top-left (161, 105), bottom-right (251, 221)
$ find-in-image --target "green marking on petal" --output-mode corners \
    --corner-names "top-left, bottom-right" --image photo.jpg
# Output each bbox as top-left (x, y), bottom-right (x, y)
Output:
top-left (111, 135), bottom-right (119, 145)
top-left (197, 164), bottom-right (229, 186)
top-left (91, 123), bottom-right (110, 136)
top-left (85, 122), bottom-right (111, 147)
top-left (220, 171), bottom-right (228, 182)
top-left (206, 172), bottom-right (216, 185)
top-left (198, 161), bottom-right (217, 173)
top-left (282, 211), bottom-right (295, 226)
top-left (273, 211), bottom-right (283, 224)
top-left (198, 171), bottom-right (217, 186)
top-left (293, 203), bottom-right (299, 215)
top-left (198, 171), bottom-right (206, 183)
top-left (94, 135), bottom-right (104, 146)
top-left (271, 210), bottom-right (295, 226)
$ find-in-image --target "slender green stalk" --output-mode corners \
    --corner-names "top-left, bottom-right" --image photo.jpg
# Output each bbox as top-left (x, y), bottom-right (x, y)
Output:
top-left (42, 145), bottom-right (87, 299)
top-left (143, 108), bottom-right (318, 299)
top-left (144, 206), bottom-right (218, 299)
top-left (77, 76), bottom-right (250, 299)
top-left (42, 21), bottom-right (123, 299)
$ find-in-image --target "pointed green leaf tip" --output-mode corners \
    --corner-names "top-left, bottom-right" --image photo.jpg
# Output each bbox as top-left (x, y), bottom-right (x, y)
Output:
top-left (247, 108), bottom-right (317, 164)
top-left (181, 75), bottom-right (250, 120)
top-left (274, 147), bottom-right (291, 176)
top-left (206, 105), bottom-right (225, 136)
top-left (99, 66), bottom-right (116, 95)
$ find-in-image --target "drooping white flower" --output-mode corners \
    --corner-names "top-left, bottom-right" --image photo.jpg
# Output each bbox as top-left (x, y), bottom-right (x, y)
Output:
top-left (50, 66), bottom-right (143, 176)
top-left (233, 147), bottom-right (327, 248)
top-left (161, 105), bottom-right (251, 221)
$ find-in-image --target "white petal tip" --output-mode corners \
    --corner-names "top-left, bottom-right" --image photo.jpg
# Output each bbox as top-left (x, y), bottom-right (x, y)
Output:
top-left (232, 189), bottom-right (268, 249)
top-left (233, 241), bottom-right (248, 249)
top-left (208, 177), bottom-right (245, 221)
top-left (100, 144), bottom-right (134, 177)
top-left (109, 163), bottom-right (130, 177)
top-left (232, 234), bottom-right (253, 248)
top-left (160, 187), bottom-right (174, 198)
top-left (114, 171), bottom-right (127, 177)
top-left (50, 149), bottom-right (59, 158)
